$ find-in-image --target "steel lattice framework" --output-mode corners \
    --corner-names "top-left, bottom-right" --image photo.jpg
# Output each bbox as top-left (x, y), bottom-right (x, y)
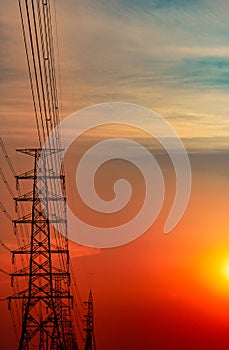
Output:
top-left (5, 0), bottom-right (97, 348)
top-left (8, 148), bottom-right (78, 350)
top-left (84, 291), bottom-right (96, 350)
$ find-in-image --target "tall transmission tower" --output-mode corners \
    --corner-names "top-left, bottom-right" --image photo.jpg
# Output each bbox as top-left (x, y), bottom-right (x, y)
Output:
top-left (84, 291), bottom-right (96, 350)
top-left (9, 148), bottom-right (78, 349)
top-left (5, 0), bottom-right (96, 349)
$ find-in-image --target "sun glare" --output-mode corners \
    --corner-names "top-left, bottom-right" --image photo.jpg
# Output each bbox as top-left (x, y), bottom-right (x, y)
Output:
top-left (198, 252), bottom-right (229, 297)
top-left (222, 260), bottom-right (229, 281)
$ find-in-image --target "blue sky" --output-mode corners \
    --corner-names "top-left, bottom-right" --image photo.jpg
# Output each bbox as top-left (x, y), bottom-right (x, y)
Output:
top-left (0, 0), bottom-right (229, 152)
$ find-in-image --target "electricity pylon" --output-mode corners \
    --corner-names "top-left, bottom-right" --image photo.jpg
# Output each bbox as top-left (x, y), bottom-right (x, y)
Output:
top-left (8, 148), bottom-right (78, 350)
top-left (7, 0), bottom-right (97, 347)
top-left (84, 290), bottom-right (96, 350)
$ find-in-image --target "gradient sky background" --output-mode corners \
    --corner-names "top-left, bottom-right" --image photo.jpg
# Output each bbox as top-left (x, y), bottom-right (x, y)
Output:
top-left (0, 0), bottom-right (229, 349)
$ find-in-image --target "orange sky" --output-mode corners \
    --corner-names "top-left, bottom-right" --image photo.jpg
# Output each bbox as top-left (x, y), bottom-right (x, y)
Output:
top-left (1, 153), bottom-right (229, 349)
top-left (1, 0), bottom-right (229, 349)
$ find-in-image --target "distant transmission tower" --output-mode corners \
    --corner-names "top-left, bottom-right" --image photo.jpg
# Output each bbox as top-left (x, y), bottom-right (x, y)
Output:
top-left (8, 148), bottom-right (78, 349)
top-left (84, 291), bottom-right (96, 350)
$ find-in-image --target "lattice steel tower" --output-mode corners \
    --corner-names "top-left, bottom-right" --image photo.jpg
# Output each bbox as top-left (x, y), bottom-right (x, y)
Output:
top-left (8, 148), bottom-right (78, 349)
top-left (6, 0), bottom-right (96, 348)
top-left (84, 291), bottom-right (96, 350)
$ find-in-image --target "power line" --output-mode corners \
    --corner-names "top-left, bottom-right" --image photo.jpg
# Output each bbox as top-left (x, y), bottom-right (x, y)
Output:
top-left (0, 268), bottom-right (9, 275)
top-left (0, 136), bottom-right (30, 305)
top-left (20, 0), bottom-right (67, 265)
top-left (0, 136), bottom-right (31, 245)
top-left (0, 0), bottom-right (97, 346)
top-left (17, 0), bottom-right (64, 263)
top-left (0, 167), bottom-right (15, 198)
top-left (18, 0), bottom-right (43, 147)
top-left (11, 1), bottom-right (80, 348)
top-left (0, 200), bottom-right (13, 221)
top-left (0, 132), bottom-right (33, 261)
top-left (0, 136), bottom-right (16, 221)
top-left (0, 239), bottom-right (11, 252)
top-left (0, 137), bottom-right (17, 177)
top-left (0, 136), bottom-right (16, 198)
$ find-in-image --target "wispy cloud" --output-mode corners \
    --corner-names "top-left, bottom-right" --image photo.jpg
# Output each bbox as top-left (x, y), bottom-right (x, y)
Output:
top-left (0, 0), bottom-right (228, 151)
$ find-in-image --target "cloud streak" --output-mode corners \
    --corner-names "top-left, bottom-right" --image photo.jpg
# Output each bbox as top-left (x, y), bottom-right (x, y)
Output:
top-left (0, 0), bottom-right (228, 152)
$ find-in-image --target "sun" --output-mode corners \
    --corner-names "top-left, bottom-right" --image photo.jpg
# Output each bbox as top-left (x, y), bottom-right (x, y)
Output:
top-left (222, 260), bottom-right (229, 281)
top-left (198, 252), bottom-right (229, 296)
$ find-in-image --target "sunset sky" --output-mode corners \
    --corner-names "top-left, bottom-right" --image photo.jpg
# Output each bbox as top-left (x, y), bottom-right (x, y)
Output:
top-left (0, 0), bottom-right (229, 349)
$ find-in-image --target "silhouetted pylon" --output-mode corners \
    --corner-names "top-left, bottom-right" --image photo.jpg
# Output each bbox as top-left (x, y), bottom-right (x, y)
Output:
top-left (84, 290), bottom-right (96, 350)
top-left (8, 149), bottom-right (78, 350)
